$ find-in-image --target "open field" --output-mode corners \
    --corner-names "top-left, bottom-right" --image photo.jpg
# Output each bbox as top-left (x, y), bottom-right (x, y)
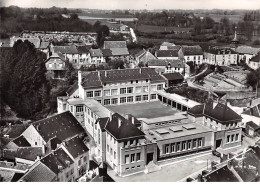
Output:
top-left (77, 11), bottom-right (135, 19)
top-left (137, 24), bottom-right (192, 33)
top-left (106, 101), bottom-right (179, 119)
top-left (194, 13), bottom-right (244, 23)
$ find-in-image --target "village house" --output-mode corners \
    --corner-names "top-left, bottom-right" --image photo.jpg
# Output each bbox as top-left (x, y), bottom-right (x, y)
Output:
top-left (147, 59), bottom-right (185, 74)
top-left (161, 72), bottom-right (184, 87)
top-left (204, 47), bottom-right (238, 66)
top-left (248, 52), bottom-right (260, 70)
top-left (155, 50), bottom-right (179, 60)
top-left (178, 45), bottom-right (204, 65)
top-left (234, 46), bottom-right (260, 64)
top-left (159, 42), bottom-right (176, 50)
top-left (241, 103), bottom-right (260, 126)
top-left (45, 53), bottom-right (66, 79)
top-left (89, 49), bottom-right (106, 65)
top-left (135, 49), bottom-right (157, 66)
top-left (103, 41), bottom-right (130, 61)
top-left (51, 45), bottom-right (79, 64)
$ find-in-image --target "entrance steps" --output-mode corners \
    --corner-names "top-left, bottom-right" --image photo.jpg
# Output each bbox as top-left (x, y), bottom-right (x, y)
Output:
top-left (144, 161), bottom-right (161, 174)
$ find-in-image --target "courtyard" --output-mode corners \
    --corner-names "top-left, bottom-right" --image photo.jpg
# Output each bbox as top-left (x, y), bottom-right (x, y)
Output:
top-left (106, 101), bottom-right (179, 119)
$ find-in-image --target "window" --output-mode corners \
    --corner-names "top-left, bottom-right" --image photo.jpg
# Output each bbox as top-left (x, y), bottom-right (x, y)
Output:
top-left (70, 106), bottom-right (73, 112)
top-left (98, 129), bottom-right (101, 144)
top-left (171, 144), bottom-right (175, 152)
top-left (49, 64), bottom-right (53, 68)
top-left (231, 135), bottom-right (234, 142)
top-left (76, 106), bottom-right (83, 113)
top-left (130, 140), bottom-right (134, 145)
top-left (120, 88), bottom-right (126, 94)
top-left (94, 90), bottom-right (101, 97)
top-left (66, 171), bottom-right (69, 178)
top-left (125, 155), bottom-right (130, 164)
top-left (136, 153), bottom-right (141, 161)
top-left (137, 165), bottom-right (141, 168)
top-left (111, 98), bottom-right (118, 105)
top-left (110, 148), bottom-right (112, 155)
top-left (107, 144), bottom-right (109, 152)
top-left (135, 96), bottom-right (141, 102)
top-left (88, 108), bottom-right (90, 115)
top-left (127, 87), bottom-right (133, 93)
top-left (114, 151), bottom-right (116, 159)
top-left (151, 94), bottom-right (156, 100)
top-left (131, 154), bottom-right (135, 162)
top-left (182, 142), bottom-right (186, 151)
top-left (143, 86), bottom-right (148, 92)
top-left (35, 142), bottom-right (37, 146)
top-left (104, 99), bottom-right (110, 105)
top-left (157, 84), bottom-right (163, 90)
top-left (198, 139), bottom-right (203, 147)
top-left (127, 96), bottom-right (133, 102)
top-left (235, 134), bottom-right (239, 141)
top-left (136, 86), bottom-right (142, 93)
top-left (177, 143), bottom-right (180, 151)
top-left (165, 144), bottom-right (170, 154)
top-left (143, 95), bottom-right (148, 101)
top-left (97, 100), bottom-right (101, 103)
top-left (126, 167), bottom-right (129, 170)
top-left (193, 140), bottom-right (197, 148)
top-left (104, 90), bottom-right (110, 96)
top-left (111, 89), bottom-right (118, 95)
top-left (187, 140), bottom-right (191, 150)
top-left (120, 97), bottom-right (126, 103)
top-left (151, 85), bottom-right (157, 91)
top-left (86, 91), bottom-right (93, 97)
top-left (91, 112), bottom-right (93, 118)
top-left (227, 135), bottom-right (230, 143)
top-left (124, 141), bottom-right (128, 147)
top-left (78, 159), bottom-right (81, 166)
top-left (136, 80), bottom-right (139, 83)
top-left (83, 156), bottom-right (87, 162)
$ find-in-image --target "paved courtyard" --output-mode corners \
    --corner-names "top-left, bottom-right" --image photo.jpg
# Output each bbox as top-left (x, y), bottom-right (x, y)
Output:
top-left (106, 101), bottom-right (179, 119)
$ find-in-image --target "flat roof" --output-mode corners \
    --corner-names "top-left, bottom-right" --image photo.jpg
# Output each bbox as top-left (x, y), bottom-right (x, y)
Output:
top-left (157, 90), bottom-right (201, 108)
top-left (106, 101), bottom-right (180, 119)
top-left (144, 122), bottom-right (212, 141)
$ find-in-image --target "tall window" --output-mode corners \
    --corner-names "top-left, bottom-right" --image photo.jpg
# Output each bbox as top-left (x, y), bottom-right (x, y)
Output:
top-left (157, 84), bottom-right (163, 90)
top-left (127, 87), bottom-right (133, 93)
top-left (193, 140), bottom-right (197, 148)
top-left (151, 94), bottom-right (157, 100)
top-left (165, 144), bottom-right (170, 153)
top-left (94, 90), bottom-right (101, 97)
top-left (143, 95), bottom-right (148, 101)
top-left (198, 138), bottom-right (203, 147)
top-left (86, 91), bottom-right (93, 97)
top-left (114, 151), bottom-right (116, 159)
top-left (231, 135), bottom-right (234, 142)
top-left (107, 145), bottom-right (109, 152)
top-left (120, 88), bottom-right (126, 94)
top-left (235, 134), bottom-right (239, 141)
top-left (227, 135), bottom-right (230, 143)
top-left (127, 96), bottom-right (133, 102)
top-left (131, 154), bottom-right (135, 162)
top-left (104, 99), bottom-right (110, 105)
top-left (125, 155), bottom-right (129, 164)
top-left (171, 144), bottom-right (175, 153)
top-left (76, 106), bottom-right (83, 113)
top-left (120, 97), bottom-right (126, 103)
top-left (187, 140), bottom-right (191, 150)
top-left (177, 142), bottom-right (180, 151)
top-left (136, 153), bottom-right (141, 161)
top-left (111, 89), bottom-right (118, 95)
top-left (111, 98), bottom-right (118, 105)
top-left (182, 142), bottom-right (186, 151)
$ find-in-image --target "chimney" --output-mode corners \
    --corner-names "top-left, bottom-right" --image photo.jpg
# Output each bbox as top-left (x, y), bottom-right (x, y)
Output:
top-left (118, 119), bottom-right (122, 128)
top-left (65, 160), bottom-right (70, 165)
top-left (105, 71), bottom-right (107, 77)
top-left (139, 68), bottom-right (142, 74)
top-left (132, 116), bottom-right (135, 124)
top-left (58, 165), bottom-right (63, 171)
top-left (78, 70), bottom-right (82, 86)
top-left (98, 71), bottom-right (100, 78)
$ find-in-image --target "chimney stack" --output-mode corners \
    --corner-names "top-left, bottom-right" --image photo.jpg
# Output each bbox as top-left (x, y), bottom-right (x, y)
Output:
top-left (78, 70), bottom-right (82, 86)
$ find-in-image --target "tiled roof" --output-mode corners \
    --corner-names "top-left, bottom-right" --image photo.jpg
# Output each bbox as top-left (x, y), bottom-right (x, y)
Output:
top-left (63, 136), bottom-right (89, 159)
top-left (205, 47), bottom-right (237, 55)
top-left (148, 59), bottom-right (184, 68)
top-left (31, 111), bottom-right (85, 142)
top-left (81, 68), bottom-right (165, 89)
top-left (12, 136), bottom-right (31, 147)
top-left (41, 148), bottom-right (73, 175)
top-left (242, 104), bottom-right (260, 118)
top-left (162, 72), bottom-right (184, 81)
top-left (97, 117), bottom-right (110, 131)
top-left (156, 50), bottom-right (179, 58)
top-left (103, 41), bottom-right (127, 49)
top-left (39, 41), bottom-right (49, 49)
top-left (3, 147), bottom-right (43, 161)
top-left (90, 49), bottom-right (103, 57)
top-left (204, 165), bottom-right (239, 182)
top-left (101, 49), bottom-right (112, 57)
top-left (135, 49), bottom-right (146, 58)
top-left (105, 113), bottom-right (145, 141)
top-left (187, 104), bottom-right (204, 117)
top-left (246, 121), bottom-right (260, 130)
top-left (45, 54), bottom-right (66, 64)
top-left (5, 124), bottom-right (30, 139)
top-left (250, 52), bottom-right (260, 63)
top-left (66, 82), bottom-right (78, 96)
top-left (20, 162), bottom-right (56, 182)
top-left (110, 48), bottom-right (129, 56)
top-left (182, 45), bottom-right (203, 55)
top-left (76, 45), bottom-right (91, 54)
top-left (235, 46), bottom-right (260, 55)
top-left (53, 45), bottom-right (78, 54)
top-left (203, 100), bottom-right (242, 124)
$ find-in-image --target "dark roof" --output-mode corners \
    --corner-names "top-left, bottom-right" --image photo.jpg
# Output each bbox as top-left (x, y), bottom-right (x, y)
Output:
top-left (182, 45), bottom-right (203, 56)
top-left (162, 72), bottom-right (184, 81)
top-left (205, 47), bottom-right (237, 55)
top-left (53, 45), bottom-right (78, 54)
top-left (203, 100), bottom-right (242, 124)
top-left (105, 113), bottom-right (145, 141)
top-left (66, 82), bottom-right (78, 96)
top-left (12, 136), bottom-right (31, 147)
top-left (91, 174), bottom-right (115, 182)
top-left (97, 117), bottom-right (110, 131)
top-left (41, 148), bottom-right (73, 175)
top-left (246, 121), bottom-right (260, 131)
top-left (148, 59), bottom-right (184, 68)
top-left (110, 48), bottom-right (129, 56)
top-left (89, 160), bottom-right (99, 171)
top-left (187, 104), bottom-right (204, 117)
top-left (11, 173), bottom-right (24, 182)
top-left (50, 137), bottom-right (62, 150)
top-left (242, 104), bottom-right (260, 118)
top-left (32, 111), bottom-right (85, 142)
top-left (103, 41), bottom-right (127, 49)
top-left (39, 41), bottom-right (49, 49)
top-left (101, 49), bottom-right (112, 57)
top-left (235, 46), bottom-right (260, 55)
top-left (63, 136), bottom-right (89, 159)
top-left (231, 149), bottom-right (260, 182)
top-left (76, 45), bottom-right (91, 54)
top-left (250, 52), bottom-right (260, 63)
top-left (135, 49), bottom-right (146, 58)
top-left (81, 68), bottom-right (165, 89)
top-left (20, 162), bottom-right (56, 182)
top-left (5, 124), bottom-right (30, 139)
top-left (156, 50), bottom-right (179, 58)
top-left (3, 147), bottom-right (43, 161)
top-left (90, 49), bottom-right (103, 57)
top-left (204, 165), bottom-right (239, 182)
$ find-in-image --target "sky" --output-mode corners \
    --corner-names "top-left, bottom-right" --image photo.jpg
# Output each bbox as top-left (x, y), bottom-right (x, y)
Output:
top-left (1, 0), bottom-right (260, 10)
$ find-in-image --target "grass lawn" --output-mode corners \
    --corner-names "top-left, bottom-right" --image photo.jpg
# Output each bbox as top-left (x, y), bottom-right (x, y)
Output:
top-left (106, 101), bottom-right (179, 119)
top-left (137, 24), bottom-right (192, 33)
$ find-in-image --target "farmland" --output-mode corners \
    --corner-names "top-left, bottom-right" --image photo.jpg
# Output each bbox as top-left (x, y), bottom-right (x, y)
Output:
top-left (194, 13), bottom-right (244, 23)
top-left (136, 24), bottom-right (192, 33)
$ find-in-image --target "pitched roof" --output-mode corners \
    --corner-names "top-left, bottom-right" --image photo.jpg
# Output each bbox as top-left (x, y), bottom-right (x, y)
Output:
top-left (204, 165), bottom-right (239, 182)
top-left (97, 117), bottom-right (110, 131)
top-left (103, 41), bottom-right (127, 49)
top-left (53, 45), bottom-right (78, 54)
top-left (110, 48), bottom-right (129, 56)
top-left (105, 113), bottom-right (145, 141)
top-left (3, 147), bottom-right (43, 161)
top-left (205, 47), bottom-right (237, 55)
top-left (203, 100), bottom-right (242, 124)
top-left (5, 124), bottom-right (30, 139)
top-left (162, 72), bottom-right (184, 81)
top-left (250, 52), bottom-right (260, 63)
top-left (156, 50), bottom-right (179, 58)
top-left (135, 49), bottom-right (146, 58)
top-left (90, 49), bottom-right (103, 57)
top-left (148, 59), bottom-right (184, 68)
top-left (41, 148), bottom-right (73, 175)
top-left (160, 42), bottom-right (175, 47)
top-left (246, 121), bottom-right (260, 130)
top-left (39, 41), bottom-right (49, 49)
top-left (182, 45), bottom-right (203, 55)
top-left (76, 45), bottom-right (91, 54)
top-left (20, 162), bottom-right (56, 182)
top-left (235, 46), bottom-right (260, 55)
top-left (101, 49), bottom-right (112, 57)
top-left (187, 104), bottom-right (204, 117)
top-left (66, 82), bottom-right (78, 96)
top-left (45, 54), bottom-right (66, 64)
top-left (242, 104), bottom-right (260, 118)
top-left (81, 68), bottom-right (165, 89)
top-left (12, 136), bottom-right (31, 147)
top-left (31, 111), bottom-right (85, 142)
top-left (63, 136), bottom-right (89, 159)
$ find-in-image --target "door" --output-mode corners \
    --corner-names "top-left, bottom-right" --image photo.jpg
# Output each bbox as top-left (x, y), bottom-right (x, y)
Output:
top-left (216, 139), bottom-right (222, 148)
top-left (146, 153), bottom-right (154, 165)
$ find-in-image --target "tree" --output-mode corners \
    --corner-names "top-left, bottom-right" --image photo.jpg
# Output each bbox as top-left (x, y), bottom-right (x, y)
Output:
top-left (70, 13), bottom-right (78, 20)
top-left (246, 68), bottom-right (260, 89)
